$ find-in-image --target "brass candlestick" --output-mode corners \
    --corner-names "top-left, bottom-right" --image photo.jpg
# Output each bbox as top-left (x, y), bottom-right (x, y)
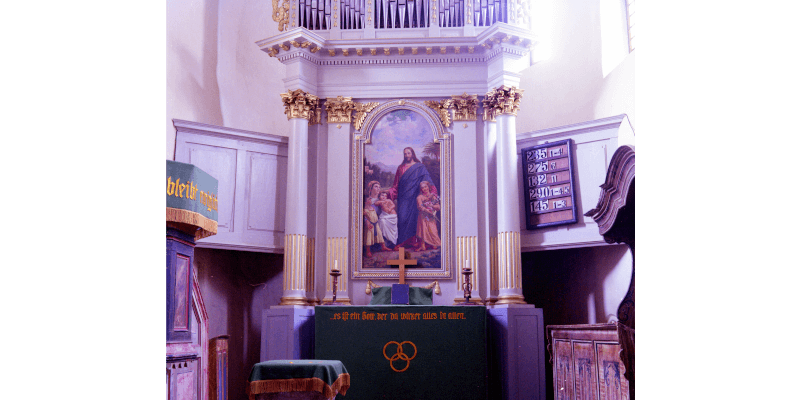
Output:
top-left (462, 267), bottom-right (473, 304)
top-left (329, 268), bottom-right (342, 304)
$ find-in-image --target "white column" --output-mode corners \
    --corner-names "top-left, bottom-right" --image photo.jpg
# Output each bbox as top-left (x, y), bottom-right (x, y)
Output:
top-left (495, 113), bottom-right (524, 304)
top-left (322, 96), bottom-right (354, 304)
top-left (279, 89), bottom-right (320, 306)
top-left (450, 94), bottom-right (482, 304)
top-left (281, 118), bottom-right (311, 305)
top-left (490, 86), bottom-right (526, 305)
top-left (482, 118), bottom-right (499, 305)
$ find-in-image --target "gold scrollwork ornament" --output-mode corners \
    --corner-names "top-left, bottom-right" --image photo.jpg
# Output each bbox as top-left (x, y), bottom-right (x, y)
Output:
top-left (424, 99), bottom-right (454, 128)
top-left (272, 0), bottom-right (290, 32)
top-left (352, 102), bottom-right (380, 131)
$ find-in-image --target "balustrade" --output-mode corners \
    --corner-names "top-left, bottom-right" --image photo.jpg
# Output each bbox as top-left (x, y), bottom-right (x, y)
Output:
top-left (290, 0), bottom-right (510, 31)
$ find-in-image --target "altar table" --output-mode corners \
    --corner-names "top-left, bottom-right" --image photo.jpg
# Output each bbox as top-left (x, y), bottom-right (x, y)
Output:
top-left (315, 305), bottom-right (487, 400)
top-left (247, 360), bottom-right (350, 400)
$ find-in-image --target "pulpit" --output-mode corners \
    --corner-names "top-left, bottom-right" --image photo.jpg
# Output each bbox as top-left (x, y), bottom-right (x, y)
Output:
top-left (166, 160), bottom-right (219, 400)
top-left (547, 145), bottom-right (635, 400)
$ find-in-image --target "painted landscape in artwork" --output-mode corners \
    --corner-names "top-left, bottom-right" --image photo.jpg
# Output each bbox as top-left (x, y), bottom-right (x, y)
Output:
top-left (362, 109), bottom-right (441, 269)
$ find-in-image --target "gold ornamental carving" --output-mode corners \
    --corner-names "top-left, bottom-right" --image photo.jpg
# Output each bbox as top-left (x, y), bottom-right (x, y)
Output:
top-left (352, 102), bottom-right (380, 131)
top-left (280, 89), bottom-right (321, 124)
top-left (450, 93), bottom-right (479, 121)
top-left (424, 99), bottom-right (454, 128)
top-left (325, 96), bottom-right (356, 124)
top-left (483, 85), bottom-right (524, 121)
top-left (272, 0), bottom-right (290, 32)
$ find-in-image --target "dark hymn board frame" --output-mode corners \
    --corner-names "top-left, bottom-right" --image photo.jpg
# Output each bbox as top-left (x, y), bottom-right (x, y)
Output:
top-left (521, 138), bottom-right (579, 230)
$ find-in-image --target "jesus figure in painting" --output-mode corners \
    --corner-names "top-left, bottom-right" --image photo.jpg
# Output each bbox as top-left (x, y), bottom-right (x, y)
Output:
top-left (387, 146), bottom-right (438, 251)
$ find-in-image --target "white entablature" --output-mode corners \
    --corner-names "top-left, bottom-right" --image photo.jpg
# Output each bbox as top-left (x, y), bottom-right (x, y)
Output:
top-left (256, 23), bottom-right (537, 98)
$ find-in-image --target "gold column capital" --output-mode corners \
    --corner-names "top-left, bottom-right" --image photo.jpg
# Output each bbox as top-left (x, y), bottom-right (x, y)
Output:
top-left (483, 86), bottom-right (524, 121)
top-left (324, 96), bottom-right (355, 124)
top-left (450, 93), bottom-right (479, 122)
top-left (280, 89), bottom-right (321, 124)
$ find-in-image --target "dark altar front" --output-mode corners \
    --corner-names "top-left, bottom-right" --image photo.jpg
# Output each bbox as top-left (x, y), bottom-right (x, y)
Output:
top-left (315, 305), bottom-right (487, 400)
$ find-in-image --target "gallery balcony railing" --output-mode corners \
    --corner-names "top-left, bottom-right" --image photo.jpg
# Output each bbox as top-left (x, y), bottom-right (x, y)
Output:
top-left (272, 0), bottom-right (529, 38)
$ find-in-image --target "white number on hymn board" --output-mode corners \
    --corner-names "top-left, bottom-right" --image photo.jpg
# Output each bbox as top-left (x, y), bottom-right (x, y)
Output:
top-left (531, 200), bottom-right (567, 212)
top-left (528, 148), bottom-right (564, 161)
top-left (530, 175), bottom-right (566, 188)
top-left (531, 186), bottom-right (571, 199)
top-left (529, 162), bottom-right (557, 174)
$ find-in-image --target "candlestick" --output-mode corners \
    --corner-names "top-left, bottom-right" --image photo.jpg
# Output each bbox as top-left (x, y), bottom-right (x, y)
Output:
top-left (329, 261), bottom-right (342, 304)
top-left (462, 263), bottom-right (474, 304)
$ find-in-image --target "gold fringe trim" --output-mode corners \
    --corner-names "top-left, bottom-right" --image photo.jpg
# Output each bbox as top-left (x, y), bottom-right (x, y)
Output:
top-left (166, 207), bottom-right (218, 240)
top-left (248, 374), bottom-right (350, 400)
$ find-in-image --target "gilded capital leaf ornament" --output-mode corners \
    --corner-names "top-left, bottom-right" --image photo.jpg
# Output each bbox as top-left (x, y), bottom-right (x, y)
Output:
top-left (325, 96), bottom-right (355, 124)
top-left (450, 93), bottom-right (479, 121)
top-left (483, 86), bottom-right (524, 121)
top-left (280, 89), bottom-right (321, 124)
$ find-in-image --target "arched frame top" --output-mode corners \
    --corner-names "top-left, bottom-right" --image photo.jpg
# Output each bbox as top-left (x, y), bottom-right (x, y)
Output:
top-left (356, 100), bottom-right (450, 144)
top-left (350, 99), bottom-right (454, 280)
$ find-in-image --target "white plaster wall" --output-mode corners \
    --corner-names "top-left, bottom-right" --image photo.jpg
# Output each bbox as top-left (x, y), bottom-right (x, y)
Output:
top-left (167, 0), bottom-right (223, 159)
top-left (216, 0), bottom-right (289, 136)
top-left (167, 0), bottom-right (290, 160)
top-left (516, 0), bottom-right (635, 133)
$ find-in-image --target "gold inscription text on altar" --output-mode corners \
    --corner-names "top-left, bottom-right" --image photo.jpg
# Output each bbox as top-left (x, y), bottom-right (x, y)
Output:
top-left (329, 311), bottom-right (468, 321)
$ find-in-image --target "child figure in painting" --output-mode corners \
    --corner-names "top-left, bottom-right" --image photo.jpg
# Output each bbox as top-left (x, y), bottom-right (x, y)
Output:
top-left (415, 180), bottom-right (441, 251)
top-left (373, 190), bottom-right (398, 250)
top-left (363, 181), bottom-right (386, 257)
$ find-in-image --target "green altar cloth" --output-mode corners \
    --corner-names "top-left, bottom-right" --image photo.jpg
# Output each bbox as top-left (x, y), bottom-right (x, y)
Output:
top-left (248, 360), bottom-right (350, 400)
top-left (368, 287), bottom-right (433, 305)
top-left (315, 306), bottom-right (487, 400)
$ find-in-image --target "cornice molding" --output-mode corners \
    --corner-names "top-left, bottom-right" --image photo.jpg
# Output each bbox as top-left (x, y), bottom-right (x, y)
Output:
top-left (516, 114), bottom-right (632, 142)
top-left (172, 119), bottom-right (288, 146)
top-left (256, 24), bottom-right (535, 65)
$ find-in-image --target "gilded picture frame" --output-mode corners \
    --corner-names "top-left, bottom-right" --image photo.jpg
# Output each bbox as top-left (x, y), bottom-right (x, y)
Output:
top-left (350, 100), bottom-right (453, 280)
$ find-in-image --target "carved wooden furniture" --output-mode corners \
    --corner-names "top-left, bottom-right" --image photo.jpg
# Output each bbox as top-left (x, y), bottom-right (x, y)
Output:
top-left (585, 145), bottom-right (635, 397)
top-left (166, 161), bottom-right (217, 400)
top-left (547, 145), bottom-right (635, 400)
top-left (209, 335), bottom-right (230, 400)
top-left (547, 324), bottom-right (630, 400)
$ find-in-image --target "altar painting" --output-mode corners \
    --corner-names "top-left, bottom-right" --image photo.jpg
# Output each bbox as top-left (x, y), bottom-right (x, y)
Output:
top-left (362, 109), bottom-right (441, 270)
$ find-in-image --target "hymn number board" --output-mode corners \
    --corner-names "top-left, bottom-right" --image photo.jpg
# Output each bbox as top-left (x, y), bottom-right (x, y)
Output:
top-left (522, 139), bottom-right (578, 230)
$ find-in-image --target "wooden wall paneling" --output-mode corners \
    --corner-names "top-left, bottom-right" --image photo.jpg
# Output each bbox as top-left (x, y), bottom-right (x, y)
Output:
top-left (174, 119), bottom-right (289, 253)
top-left (185, 142), bottom-right (238, 233)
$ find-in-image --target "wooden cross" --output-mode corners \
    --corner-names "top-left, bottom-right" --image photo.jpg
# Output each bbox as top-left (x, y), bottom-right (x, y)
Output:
top-left (386, 247), bottom-right (417, 284)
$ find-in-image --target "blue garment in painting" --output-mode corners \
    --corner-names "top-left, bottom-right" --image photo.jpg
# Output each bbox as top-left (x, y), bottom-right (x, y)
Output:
top-left (394, 162), bottom-right (436, 246)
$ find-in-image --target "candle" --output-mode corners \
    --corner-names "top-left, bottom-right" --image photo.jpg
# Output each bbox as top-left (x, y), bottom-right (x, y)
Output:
top-left (465, 259), bottom-right (471, 271)
top-left (333, 260), bottom-right (339, 272)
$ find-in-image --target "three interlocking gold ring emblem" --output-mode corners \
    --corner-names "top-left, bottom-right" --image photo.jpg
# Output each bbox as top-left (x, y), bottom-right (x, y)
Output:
top-left (383, 341), bottom-right (417, 372)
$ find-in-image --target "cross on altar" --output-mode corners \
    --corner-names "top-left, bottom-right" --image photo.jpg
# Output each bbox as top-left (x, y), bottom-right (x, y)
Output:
top-left (387, 247), bottom-right (417, 284)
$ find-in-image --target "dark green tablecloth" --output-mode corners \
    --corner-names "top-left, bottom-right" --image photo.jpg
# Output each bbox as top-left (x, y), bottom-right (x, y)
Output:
top-left (248, 360), bottom-right (350, 400)
top-left (315, 305), bottom-right (486, 400)
top-left (368, 287), bottom-right (433, 305)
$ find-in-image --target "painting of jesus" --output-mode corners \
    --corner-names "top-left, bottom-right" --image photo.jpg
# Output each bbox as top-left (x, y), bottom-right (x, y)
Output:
top-left (362, 109), bottom-right (441, 269)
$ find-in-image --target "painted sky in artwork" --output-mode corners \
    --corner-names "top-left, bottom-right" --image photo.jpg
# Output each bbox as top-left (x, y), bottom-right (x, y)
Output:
top-left (365, 110), bottom-right (433, 168)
